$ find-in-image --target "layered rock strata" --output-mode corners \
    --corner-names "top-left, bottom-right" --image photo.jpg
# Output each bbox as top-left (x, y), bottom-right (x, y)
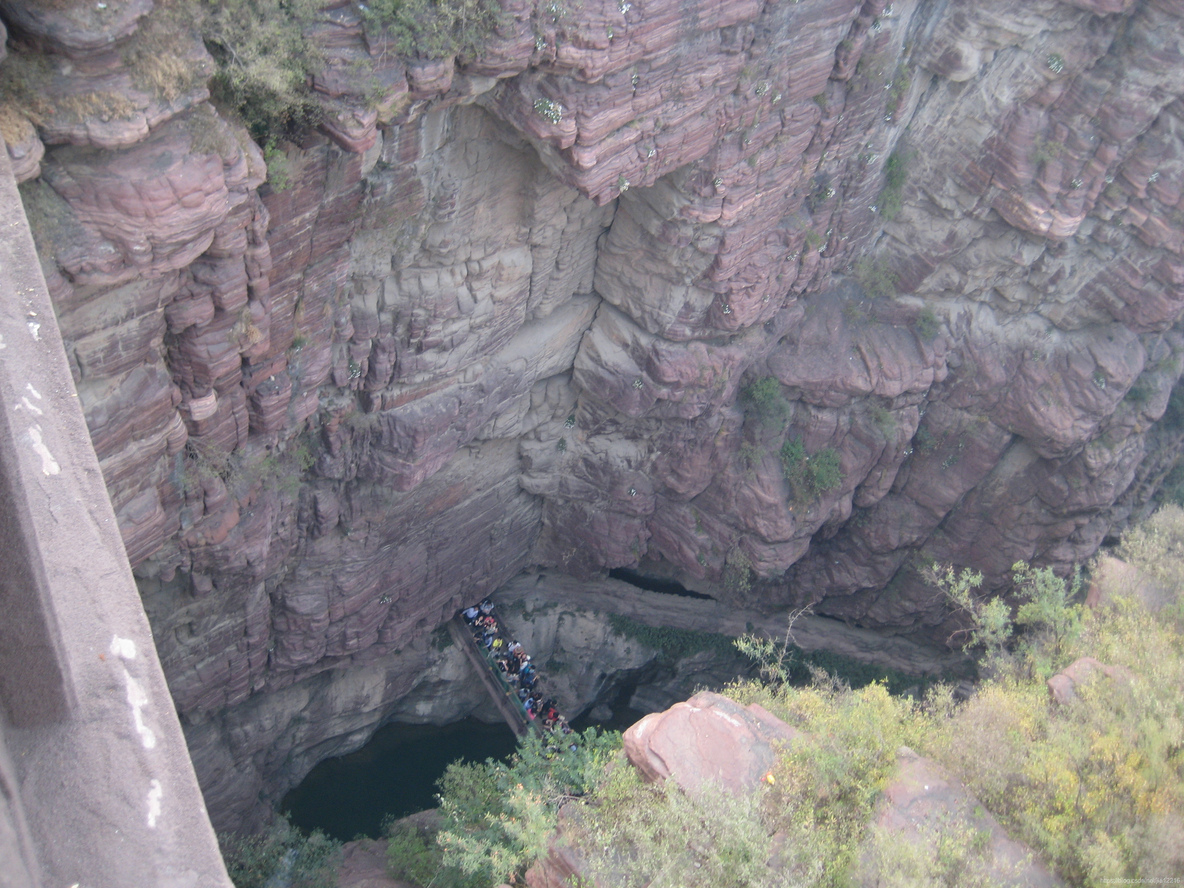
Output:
top-left (3, 0), bottom-right (1184, 828)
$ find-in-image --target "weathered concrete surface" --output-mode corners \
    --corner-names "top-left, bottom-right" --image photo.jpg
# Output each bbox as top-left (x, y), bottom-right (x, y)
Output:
top-left (0, 144), bottom-right (230, 886)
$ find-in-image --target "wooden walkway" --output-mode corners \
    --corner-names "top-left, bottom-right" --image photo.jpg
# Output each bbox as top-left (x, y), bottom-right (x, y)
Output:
top-left (447, 617), bottom-right (534, 738)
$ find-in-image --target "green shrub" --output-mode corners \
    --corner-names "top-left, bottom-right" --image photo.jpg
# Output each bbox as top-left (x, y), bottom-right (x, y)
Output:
top-left (361, 0), bottom-right (505, 60)
top-left (607, 614), bottom-right (737, 660)
top-left (779, 436), bottom-right (807, 481)
top-left (924, 535), bottom-right (1184, 884)
top-left (738, 441), bottom-right (763, 477)
top-left (435, 728), bottom-right (621, 885)
top-left (854, 257), bottom-right (898, 299)
top-left (181, 434), bottom-right (316, 499)
top-left (858, 814), bottom-right (1003, 887)
top-left (569, 765), bottom-right (775, 888)
top-left (913, 425), bottom-right (936, 452)
top-left (1010, 560), bottom-right (1085, 678)
top-left (386, 821), bottom-right (483, 888)
top-left (1114, 503), bottom-right (1184, 623)
top-left (807, 447), bottom-right (842, 492)
top-left (870, 404), bottom-right (897, 436)
top-left (428, 511), bottom-right (1184, 888)
top-left (877, 149), bottom-right (911, 221)
top-left (740, 377), bottom-right (792, 429)
top-left (533, 96), bottom-right (564, 123)
top-left (202, 0), bottom-right (324, 143)
top-left (925, 564), bottom-right (1010, 661)
top-left (927, 560), bottom-right (1084, 679)
top-left (735, 612), bottom-right (926, 695)
top-left (915, 307), bottom-right (939, 340)
top-left (386, 824), bottom-right (442, 886)
top-left (219, 816), bottom-right (341, 888)
top-left (781, 438), bottom-right (843, 498)
top-left (262, 140), bottom-right (292, 191)
top-left (727, 679), bottom-right (917, 884)
top-left (884, 63), bottom-right (912, 119)
top-left (723, 546), bottom-right (754, 595)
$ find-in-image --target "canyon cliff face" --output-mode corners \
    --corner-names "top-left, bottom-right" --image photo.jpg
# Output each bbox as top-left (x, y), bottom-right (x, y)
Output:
top-left (3, 0), bottom-right (1184, 830)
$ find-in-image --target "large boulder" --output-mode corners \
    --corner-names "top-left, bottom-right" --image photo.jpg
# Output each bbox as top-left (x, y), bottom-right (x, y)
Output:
top-left (1046, 655), bottom-right (1133, 706)
top-left (622, 690), bottom-right (802, 794)
top-left (862, 746), bottom-right (1061, 887)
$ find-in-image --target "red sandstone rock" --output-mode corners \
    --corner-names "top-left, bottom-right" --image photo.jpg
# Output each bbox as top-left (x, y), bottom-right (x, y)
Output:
top-left (0, 0), bottom-right (151, 57)
top-left (336, 838), bottom-right (403, 888)
top-left (1046, 655), bottom-right (1133, 705)
top-left (2, 109), bottom-right (44, 182)
top-left (39, 111), bottom-right (253, 287)
top-left (623, 690), bottom-right (802, 793)
top-left (864, 746), bottom-right (1062, 887)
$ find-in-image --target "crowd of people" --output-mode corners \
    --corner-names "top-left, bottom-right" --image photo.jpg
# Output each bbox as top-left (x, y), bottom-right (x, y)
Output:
top-left (461, 599), bottom-right (574, 741)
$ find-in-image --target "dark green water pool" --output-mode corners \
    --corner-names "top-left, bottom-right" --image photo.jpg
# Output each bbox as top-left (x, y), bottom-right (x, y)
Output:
top-left (281, 718), bottom-right (518, 841)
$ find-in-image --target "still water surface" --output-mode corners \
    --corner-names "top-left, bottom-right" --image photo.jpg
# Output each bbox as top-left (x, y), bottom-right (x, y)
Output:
top-left (282, 718), bottom-right (518, 841)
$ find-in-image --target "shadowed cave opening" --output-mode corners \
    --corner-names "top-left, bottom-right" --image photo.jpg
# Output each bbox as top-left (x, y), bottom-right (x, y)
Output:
top-left (607, 567), bottom-right (716, 599)
top-left (281, 718), bottom-right (519, 841)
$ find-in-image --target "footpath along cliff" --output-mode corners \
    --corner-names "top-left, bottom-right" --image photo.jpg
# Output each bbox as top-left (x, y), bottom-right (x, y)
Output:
top-left (2, 0), bottom-right (1183, 829)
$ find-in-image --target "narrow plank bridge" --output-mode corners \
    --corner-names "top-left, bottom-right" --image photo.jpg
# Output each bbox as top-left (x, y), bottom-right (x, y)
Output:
top-left (447, 616), bottom-right (535, 738)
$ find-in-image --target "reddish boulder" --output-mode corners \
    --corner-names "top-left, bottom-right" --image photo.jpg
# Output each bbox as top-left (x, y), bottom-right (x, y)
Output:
top-left (623, 690), bottom-right (801, 793)
top-left (1047, 655), bottom-right (1133, 705)
top-left (863, 746), bottom-right (1062, 887)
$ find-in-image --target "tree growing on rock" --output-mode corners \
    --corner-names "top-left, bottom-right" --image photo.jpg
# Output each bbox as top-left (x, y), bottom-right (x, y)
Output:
top-left (925, 561), bottom-right (1085, 679)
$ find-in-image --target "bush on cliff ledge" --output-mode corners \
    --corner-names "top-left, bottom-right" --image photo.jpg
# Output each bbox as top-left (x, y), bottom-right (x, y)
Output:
top-left (921, 524), bottom-right (1184, 885)
top-left (202, 0), bottom-right (324, 143)
top-left (219, 816), bottom-right (341, 888)
top-left (780, 437), bottom-right (843, 498)
top-left (360, 0), bottom-right (505, 60)
top-left (741, 376), bottom-right (792, 430)
top-left (432, 727), bottom-right (620, 885)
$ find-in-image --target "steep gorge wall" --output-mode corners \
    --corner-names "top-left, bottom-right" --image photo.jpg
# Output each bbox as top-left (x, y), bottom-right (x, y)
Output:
top-left (3, 0), bottom-right (1184, 830)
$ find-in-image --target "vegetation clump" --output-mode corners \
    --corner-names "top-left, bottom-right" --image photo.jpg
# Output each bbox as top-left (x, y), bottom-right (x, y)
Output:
top-left (884, 62), bottom-right (912, 119)
top-left (723, 546), bottom-right (754, 595)
top-left (853, 256), bottom-right (898, 299)
top-left (386, 820), bottom-right (484, 888)
top-left (780, 437), bottom-right (843, 498)
top-left (607, 613), bottom-right (737, 660)
top-left (740, 376), bottom-right (792, 430)
top-left (877, 148), bottom-right (911, 221)
top-left (202, 0), bottom-right (324, 144)
top-left (361, 0), bottom-right (504, 60)
top-left (921, 544), bottom-right (1184, 884)
top-left (219, 816), bottom-right (341, 888)
top-left (202, 0), bottom-right (503, 145)
top-left (914, 306), bottom-right (939, 340)
top-left (613, 611), bottom-right (923, 693)
top-left (431, 728), bottom-right (620, 885)
top-left (181, 434), bottom-right (316, 498)
top-left (533, 96), bottom-right (565, 123)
